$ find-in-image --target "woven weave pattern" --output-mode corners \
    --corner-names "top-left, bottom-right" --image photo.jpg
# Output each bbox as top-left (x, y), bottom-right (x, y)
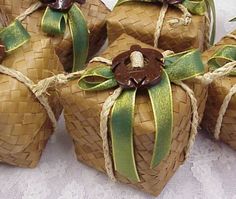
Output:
top-left (0, 0), bottom-right (110, 71)
top-left (59, 34), bottom-right (208, 196)
top-left (106, 2), bottom-right (209, 53)
top-left (0, 32), bottom-right (63, 167)
top-left (201, 30), bottom-right (236, 150)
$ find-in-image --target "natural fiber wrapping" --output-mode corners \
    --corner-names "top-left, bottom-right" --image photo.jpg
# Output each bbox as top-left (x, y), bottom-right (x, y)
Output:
top-left (0, 33), bottom-right (64, 167)
top-left (0, 0), bottom-right (110, 71)
top-left (107, 2), bottom-right (210, 53)
top-left (201, 30), bottom-right (236, 150)
top-left (59, 34), bottom-right (208, 196)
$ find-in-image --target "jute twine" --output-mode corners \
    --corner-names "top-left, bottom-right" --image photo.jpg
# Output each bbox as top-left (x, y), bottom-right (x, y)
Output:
top-left (154, 3), bottom-right (192, 48)
top-left (33, 71), bottom-right (85, 97)
top-left (199, 34), bottom-right (236, 139)
top-left (0, 64), bottom-right (57, 129)
top-left (16, 1), bottom-right (43, 22)
top-left (200, 59), bottom-right (236, 139)
top-left (0, 63), bottom-right (86, 133)
top-left (99, 87), bottom-right (122, 182)
top-left (173, 80), bottom-right (199, 159)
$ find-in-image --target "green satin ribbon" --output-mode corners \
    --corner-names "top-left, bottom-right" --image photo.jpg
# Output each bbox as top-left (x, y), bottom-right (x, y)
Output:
top-left (116, 0), bottom-right (216, 45)
top-left (0, 20), bottom-right (30, 53)
top-left (41, 4), bottom-right (89, 72)
top-left (208, 45), bottom-right (236, 76)
top-left (78, 49), bottom-right (204, 182)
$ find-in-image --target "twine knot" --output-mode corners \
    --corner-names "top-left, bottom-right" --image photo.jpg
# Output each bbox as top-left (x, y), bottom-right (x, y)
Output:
top-left (154, 3), bottom-right (192, 47)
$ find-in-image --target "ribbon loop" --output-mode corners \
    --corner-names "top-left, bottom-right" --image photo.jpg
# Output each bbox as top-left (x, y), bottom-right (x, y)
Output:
top-left (78, 67), bottom-right (118, 91)
top-left (42, 7), bottom-right (67, 35)
top-left (208, 45), bottom-right (236, 76)
top-left (41, 3), bottom-right (89, 72)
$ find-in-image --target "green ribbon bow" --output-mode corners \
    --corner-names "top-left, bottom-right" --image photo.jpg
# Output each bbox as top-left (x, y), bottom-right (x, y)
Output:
top-left (78, 49), bottom-right (204, 182)
top-left (0, 20), bottom-right (30, 53)
top-left (116, 0), bottom-right (216, 45)
top-left (208, 45), bottom-right (236, 76)
top-left (41, 3), bottom-right (89, 72)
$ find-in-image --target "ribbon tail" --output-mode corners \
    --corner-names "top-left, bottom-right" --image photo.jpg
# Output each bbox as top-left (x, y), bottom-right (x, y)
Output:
top-left (0, 20), bottom-right (30, 52)
top-left (68, 5), bottom-right (89, 72)
top-left (164, 49), bottom-right (204, 81)
top-left (148, 69), bottom-right (173, 168)
top-left (110, 89), bottom-right (140, 182)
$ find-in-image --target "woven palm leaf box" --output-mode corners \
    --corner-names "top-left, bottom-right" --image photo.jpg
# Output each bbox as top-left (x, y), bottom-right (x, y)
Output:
top-left (0, 0), bottom-right (110, 167)
top-left (0, 0), bottom-right (110, 72)
top-left (59, 33), bottom-right (208, 196)
top-left (201, 30), bottom-right (236, 150)
top-left (0, 8), bottom-right (63, 167)
top-left (106, 0), bottom-right (215, 53)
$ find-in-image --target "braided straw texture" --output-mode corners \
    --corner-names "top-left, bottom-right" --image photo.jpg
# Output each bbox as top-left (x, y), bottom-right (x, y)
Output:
top-left (106, 2), bottom-right (210, 53)
top-left (201, 30), bottom-right (236, 150)
top-left (0, 6), bottom-right (63, 168)
top-left (0, 0), bottom-right (110, 71)
top-left (59, 34), bottom-right (208, 196)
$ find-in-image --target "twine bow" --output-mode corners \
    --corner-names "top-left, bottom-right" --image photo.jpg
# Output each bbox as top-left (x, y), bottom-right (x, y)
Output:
top-left (116, 0), bottom-right (216, 46)
top-left (78, 48), bottom-right (204, 182)
top-left (41, 0), bottom-right (89, 72)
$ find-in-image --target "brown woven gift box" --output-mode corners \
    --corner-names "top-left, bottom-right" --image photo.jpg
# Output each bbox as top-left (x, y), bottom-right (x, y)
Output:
top-left (201, 30), bottom-right (236, 150)
top-left (59, 34), bottom-right (208, 196)
top-left (0, 0), bottom-right (110, 71)
top-left (0, 9), bottom-right (63, 168)
top-left (106, 1), bottom-right (210, 53)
